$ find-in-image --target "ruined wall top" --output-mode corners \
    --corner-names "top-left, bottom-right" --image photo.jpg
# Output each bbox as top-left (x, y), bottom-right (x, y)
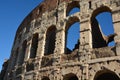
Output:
top-left (16, 0), bottom-right (69, 34)
top-left (14, 0), bottom-right (120, 46)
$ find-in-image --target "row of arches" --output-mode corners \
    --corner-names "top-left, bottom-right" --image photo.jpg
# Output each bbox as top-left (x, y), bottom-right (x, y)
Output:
top-left (66, 7), bottom-right (115, 51)
top-left (15, 6), bottom-right (116, 66)
top-left (13, 0), bottom-right (116, 68)
top-left (15, 0), bottom-right (116, 59)
top-left (29, 25), bottom-right (56, 56)
top-left (40, 71), bottom-right (120, 80)
top-left (14, 26), bottom-right (56, 66)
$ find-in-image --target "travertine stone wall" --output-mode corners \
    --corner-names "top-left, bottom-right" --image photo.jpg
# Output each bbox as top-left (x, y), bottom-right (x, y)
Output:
top-left (1, 0), bottom-right (120, 80)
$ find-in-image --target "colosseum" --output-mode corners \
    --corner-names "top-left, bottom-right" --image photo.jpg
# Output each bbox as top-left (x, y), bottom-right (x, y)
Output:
top-left (1, 0), bottom-right (120, 80)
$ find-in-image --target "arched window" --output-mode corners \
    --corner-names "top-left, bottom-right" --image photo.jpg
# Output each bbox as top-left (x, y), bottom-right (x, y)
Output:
top-left (65, 17), bottom-right (80, 54)
top-left (66, 1), bottom-right (80, 16)
top-left (94, 71), bottom-right (120, 80)
top-left (91, 6), bottom-right (115, 48)
top-left (63, 73), bottom-right (78, 80)
top-left (18, 40), bottom-right (27, 65)
top-left (96, 12), bottom-right (115, 46)
top-left (30, 33), bottom-right (38, 58)
top-left (44, 26), bottom-right (56, 55)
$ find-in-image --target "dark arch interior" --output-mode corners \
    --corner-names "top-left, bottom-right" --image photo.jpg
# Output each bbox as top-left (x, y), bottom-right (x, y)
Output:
top-left (91, 18), bottom-right (107, 48)
top-left (45, 26), bottom-right (56, 55)
top-left (63, 73), bottom-right (78, 80)
top-left (42, 77), bottom-right (50, 80)
top-left (95, 72), bottom-right (120, 80)
top-left (26, 63), bottom-right (34, 72)
top-left (30, 33), bottom-right (38, 58)
top-left (68, 76), bottom-right (78, 80)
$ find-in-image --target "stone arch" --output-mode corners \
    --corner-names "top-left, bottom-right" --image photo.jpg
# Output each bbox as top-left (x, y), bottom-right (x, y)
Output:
top-left (91, 6), bottom-right (115, 48)
top-left (63, 73), bottom-right (79, 80)
top-left (66, 1), bottom-right (80, 16)
top-left (66, 16), bottom-right (80, 30)
top-left (94, 70), bottom-right (120, 80)
top-left (65, 16), bottom-right (80, 53)
top-left (44, 25), bottom-right (56, 55)
top-left (30, 33), bottom-right (39, 58)
top-left (91, 6), bottom-right (111, 20)
top-left (41, 76), bottom-right (50, 80)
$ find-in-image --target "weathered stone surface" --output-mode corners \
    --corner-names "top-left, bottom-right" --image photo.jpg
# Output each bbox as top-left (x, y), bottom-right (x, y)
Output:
top-left (1, 0), bottom-right (120, 80)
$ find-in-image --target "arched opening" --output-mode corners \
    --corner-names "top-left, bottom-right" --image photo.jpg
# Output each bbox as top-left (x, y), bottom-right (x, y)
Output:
top-left (66, 1), bottom-right (80, 16)
top-left (94, 71), bottom-right (120, 80)
top-left (65, 17), bottom-right (80, 54)
top-left (96, 12), bottom-right (115, 46)
top-left (30, 33), bottom-right (38, 58)
top-left (63, 73), bottom-right (78, 80)
top-left (68, 7), bottom-right (80, 16)
top-left (42, 76), bottom-right (50, 80)
top-left (19, 40), bottom-right (27, 65)
top-left (67, 22), bottom-right (80, 51)
top-left (44, 26), bottom-right (56, 55)
top-left (91, 6), bottom-right (116, 48)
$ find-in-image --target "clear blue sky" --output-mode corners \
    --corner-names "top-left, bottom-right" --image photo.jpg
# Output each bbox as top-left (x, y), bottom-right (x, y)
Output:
top-left (0, 0), bottom-right (43, 71)
top-left (0, 0), bottom-right (114, 71)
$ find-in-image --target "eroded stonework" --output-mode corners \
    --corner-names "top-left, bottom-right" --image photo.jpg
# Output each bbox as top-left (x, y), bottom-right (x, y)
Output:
top-left (1, 0), bottom-right (120, 80)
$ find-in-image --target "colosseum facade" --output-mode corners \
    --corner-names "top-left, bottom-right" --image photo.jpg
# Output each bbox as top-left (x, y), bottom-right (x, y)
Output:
top-left (1, 0), bottom-right (120, 80)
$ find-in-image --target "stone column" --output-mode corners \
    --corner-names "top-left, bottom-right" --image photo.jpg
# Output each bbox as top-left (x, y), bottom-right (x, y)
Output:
top-left (79, 17), bottom-right (92, 58)
top-left (79, 0), bottom-right (92, 51)
top-left (80, 16), bottom-right (92, 49)
top-left (36, 12), bottom-right (48, 67)
top-left (24, 39), bottom-right (31, 61)
top-left (82, 64), bottom-right (89, 80)
top-left (36, 32), bottom-right (46, 68)
top-left (53, 2), bottom-right (66, 65)
top-left (54, 20), bottom-right (66, 65)
top-left (112, 8), bottom-right (120, 56)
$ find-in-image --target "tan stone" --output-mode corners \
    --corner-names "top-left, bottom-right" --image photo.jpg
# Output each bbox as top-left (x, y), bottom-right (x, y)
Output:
top-left (1, 0), bottom-right (120, 80)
